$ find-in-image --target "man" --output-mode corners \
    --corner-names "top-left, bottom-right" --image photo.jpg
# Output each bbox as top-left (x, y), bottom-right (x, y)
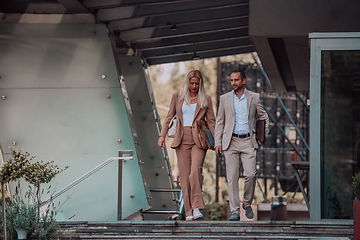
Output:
top-left (215, 68), bottom-right (269, 221)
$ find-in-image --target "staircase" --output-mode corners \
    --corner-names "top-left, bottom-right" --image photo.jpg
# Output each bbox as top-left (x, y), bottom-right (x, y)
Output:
top-left (56, 220), bottom-right (353, 239)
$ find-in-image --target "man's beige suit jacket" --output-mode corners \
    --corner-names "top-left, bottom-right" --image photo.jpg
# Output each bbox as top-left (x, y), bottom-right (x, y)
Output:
top-left (215, 90), bottom-right (269, 150)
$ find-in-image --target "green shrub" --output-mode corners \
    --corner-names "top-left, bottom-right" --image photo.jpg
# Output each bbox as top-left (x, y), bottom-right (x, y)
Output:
top-left (0, 148), bottom-right (68, 240)
top-left (1, 183), bottom-right (60, 240)
top-left (205, 202), bottom-right (227, 220)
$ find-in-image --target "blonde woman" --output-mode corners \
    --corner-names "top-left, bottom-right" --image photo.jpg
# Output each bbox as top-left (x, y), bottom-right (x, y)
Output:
top-left (158, 70), bottom-right (215, 221)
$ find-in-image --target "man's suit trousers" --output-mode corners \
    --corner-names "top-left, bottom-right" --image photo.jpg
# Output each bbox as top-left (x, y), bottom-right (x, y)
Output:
top-left (176, 127), bottom-right (206, 216)
top-left (224, 135), bottom-right (257, 214)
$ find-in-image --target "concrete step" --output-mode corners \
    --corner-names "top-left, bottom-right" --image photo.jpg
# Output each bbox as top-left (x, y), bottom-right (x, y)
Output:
top-left (56, 220), bottom-right (353, 240)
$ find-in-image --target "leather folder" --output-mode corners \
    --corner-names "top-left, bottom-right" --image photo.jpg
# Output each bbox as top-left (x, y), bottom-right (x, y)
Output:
top-left (256, 119), bottom-right (266, 144)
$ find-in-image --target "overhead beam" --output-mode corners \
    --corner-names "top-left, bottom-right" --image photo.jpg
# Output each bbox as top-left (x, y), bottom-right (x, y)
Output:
top-left (146, 46), bottom-right (254, 65)
top-left (268, 37), bottom-right (296, 91)
top-left (145, 45), bottom-right (253, 60)
top-left (0, 13), bottom-right (95, 24)
top-left (119, 18), bottom-right (248, 42)
top-left (97, 1), bottom-right (247, 21)
top-left (140, 37), bottom-right (253, 58)
top-left (57, 0), bottom-right (91, 13)
top-left (109, 6), bottom-right (248, 31)
top-left (83, 0), bottom-right (196, 9)
top-left (0, 2), bottom-right (68, 14)
top-left (131, 28), bottom-right (249, 50)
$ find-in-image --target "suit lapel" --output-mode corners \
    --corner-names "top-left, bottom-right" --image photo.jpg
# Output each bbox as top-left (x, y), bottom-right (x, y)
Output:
top-left (193, 102), bottom-right (201, 123)
top-left (246, 90), bottom-right (252, 120)
top-left (177, 94), bottom-right (184, 126)
top-left (229, 92), bottom-right (235, 118)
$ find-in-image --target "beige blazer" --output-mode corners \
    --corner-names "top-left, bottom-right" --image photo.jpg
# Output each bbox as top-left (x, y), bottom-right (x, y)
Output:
top-left (215, 90), bottom-right (269, 150)
top-left (160, 92), bottom-right (216, 149)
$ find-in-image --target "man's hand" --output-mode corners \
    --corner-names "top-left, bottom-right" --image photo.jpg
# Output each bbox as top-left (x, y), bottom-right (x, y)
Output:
top-left (257, 140), bottom-right (263, 146)
top-left (158, 136), bottom-right (165, 147)
top-left (215, 146), bottom-right (222, 157)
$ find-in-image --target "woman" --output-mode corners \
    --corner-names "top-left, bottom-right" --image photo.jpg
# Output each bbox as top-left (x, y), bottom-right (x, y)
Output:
top-left (158, 70), bottom-right (215, 221)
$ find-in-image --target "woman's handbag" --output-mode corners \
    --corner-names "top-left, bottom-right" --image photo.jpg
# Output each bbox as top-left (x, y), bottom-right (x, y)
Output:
top-left (196, 119), bottom-right (214, 150)
top-left (167, 115), bottom-right (178, 138)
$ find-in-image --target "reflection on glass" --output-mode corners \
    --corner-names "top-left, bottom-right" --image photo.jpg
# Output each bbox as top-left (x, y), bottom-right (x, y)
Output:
top-left (321, 50), bottom-right (360, 219)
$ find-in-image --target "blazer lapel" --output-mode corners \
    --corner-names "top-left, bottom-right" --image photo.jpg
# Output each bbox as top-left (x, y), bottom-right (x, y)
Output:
top-left (193, 102), bottom-right (201, 123)
top-left (228, 92), bottom-right (235, 118)
top-left (177, 95), bottom-right (184, 126)
top-left (246, 90), bottom-right (252, 119)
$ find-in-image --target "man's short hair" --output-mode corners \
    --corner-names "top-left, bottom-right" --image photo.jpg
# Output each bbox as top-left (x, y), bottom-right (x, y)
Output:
top-left (231, 68), bottom-right (246, 79)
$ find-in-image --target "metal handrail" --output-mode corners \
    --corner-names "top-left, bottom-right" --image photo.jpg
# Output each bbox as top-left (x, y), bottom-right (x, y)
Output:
top-left (40, 152), bottom-right (134, 207)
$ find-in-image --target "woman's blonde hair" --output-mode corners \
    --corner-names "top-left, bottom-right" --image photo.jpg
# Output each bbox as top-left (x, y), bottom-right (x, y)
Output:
top-left (179, 70), bottom-right (208, 108)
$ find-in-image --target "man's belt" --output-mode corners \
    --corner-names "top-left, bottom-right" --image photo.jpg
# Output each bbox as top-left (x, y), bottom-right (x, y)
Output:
top-left (232, 133), bottom-right (250, 138)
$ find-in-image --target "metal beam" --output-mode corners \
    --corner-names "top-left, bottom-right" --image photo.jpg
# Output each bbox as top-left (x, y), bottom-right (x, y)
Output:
top-left (253, 54), bottom-right (310, 151)
top-left (245, 79), bottom-right (309, 162)
top-left (145, 44), bottom-right (253, 60)
top-left (119, 24), bottom-right (249, 42)
top-left (57, 0), bottom-right (91, 13)
top-left (132, 28), bottom-right (249, 50)
top-left (83, 0), bottom-right (198, 9)
top-left (266, 108), bottom-right (308, 162)
top-left (97, 1), bottom-right (248, 22)
top-left (146, 46), bottom-right (254, 65)
top-left (141, 37), bottom-right (253, 58)
top-left (296, 92), bottom-right (310, 111)
top-left (119, 19), bottom-right (248, 42)
top-left (109, 7), bottom-right (248, 31)
top-left (0, 13), bottom-right (95, 24)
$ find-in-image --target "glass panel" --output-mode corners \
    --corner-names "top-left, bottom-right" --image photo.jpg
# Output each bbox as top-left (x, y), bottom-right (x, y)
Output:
top-left (321, 50), bottom-right (360, 219)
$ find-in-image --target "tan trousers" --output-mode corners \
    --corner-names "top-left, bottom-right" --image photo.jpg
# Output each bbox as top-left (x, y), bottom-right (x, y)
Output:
top-left (175, 127), bottom-right (206, 216)
top-left (224, 136), bottom-right (257, 214)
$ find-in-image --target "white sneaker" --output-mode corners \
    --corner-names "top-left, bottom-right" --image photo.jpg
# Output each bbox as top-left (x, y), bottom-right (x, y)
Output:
top-left (185, 215), bottom-right (194, 221)
top-left (193, 208), bottom-right (203, 220)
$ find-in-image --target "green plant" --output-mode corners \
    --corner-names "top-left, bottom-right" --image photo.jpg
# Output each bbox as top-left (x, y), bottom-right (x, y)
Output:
top-left (0, 148), bottom-right (34, 184)
top-left (352, 172), bottom-right (360, 200)
top-left (1, 183), bottom-right (61, 240)
top-left (0, 148), bottom-right (68, 240)
top-left (205, 203), bottom-right (227, 220)
top-left (328, 191), bottom-right (345, 219)
top-left (1, 148), bottom-right (35, 240)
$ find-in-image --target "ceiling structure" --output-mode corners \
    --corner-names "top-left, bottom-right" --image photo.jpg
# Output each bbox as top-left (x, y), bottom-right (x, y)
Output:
top-left (1, 0), bottom-right (360, 92)
top-left (0, 0), bottom-right (253, 66)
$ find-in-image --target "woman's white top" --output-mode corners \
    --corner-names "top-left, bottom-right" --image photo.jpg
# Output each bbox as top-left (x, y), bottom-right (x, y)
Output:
top-left (182, 102), bottom-right (197, 126)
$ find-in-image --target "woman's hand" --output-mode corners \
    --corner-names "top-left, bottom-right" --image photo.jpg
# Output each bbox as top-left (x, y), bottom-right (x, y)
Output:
top-left (158, 136), bottom-right (165, 147)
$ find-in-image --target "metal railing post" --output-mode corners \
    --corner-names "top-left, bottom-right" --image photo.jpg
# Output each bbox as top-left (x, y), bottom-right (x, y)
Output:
top-left (117, 150), bottom-right (134, 221)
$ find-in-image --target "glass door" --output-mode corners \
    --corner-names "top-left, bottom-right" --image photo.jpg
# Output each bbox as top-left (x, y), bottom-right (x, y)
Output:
top-left (310, 33), bottom-right (360, 220)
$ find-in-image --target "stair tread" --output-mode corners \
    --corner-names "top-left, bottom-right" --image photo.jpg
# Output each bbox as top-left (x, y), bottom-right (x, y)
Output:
top-left (56, 221), bottom-right (353, 240)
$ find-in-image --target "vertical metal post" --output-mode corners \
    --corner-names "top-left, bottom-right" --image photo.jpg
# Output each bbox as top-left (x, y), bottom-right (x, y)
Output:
top-left (215, 155), bottom-right (219, 203)
top-left (117, 150), bottom-right (134, 221)
top-left (118, 151), bottom-right (123, 221)
top-left (264, 179), bottom-right (267, 199)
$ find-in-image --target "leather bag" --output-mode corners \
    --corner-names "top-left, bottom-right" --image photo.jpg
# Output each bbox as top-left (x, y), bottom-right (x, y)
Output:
top-left (256, 119), bottom-right (266, 144)
top-left (167, 115), bottom-right (178, 138)
top-left (196, 119), bottom-right (214, 150)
